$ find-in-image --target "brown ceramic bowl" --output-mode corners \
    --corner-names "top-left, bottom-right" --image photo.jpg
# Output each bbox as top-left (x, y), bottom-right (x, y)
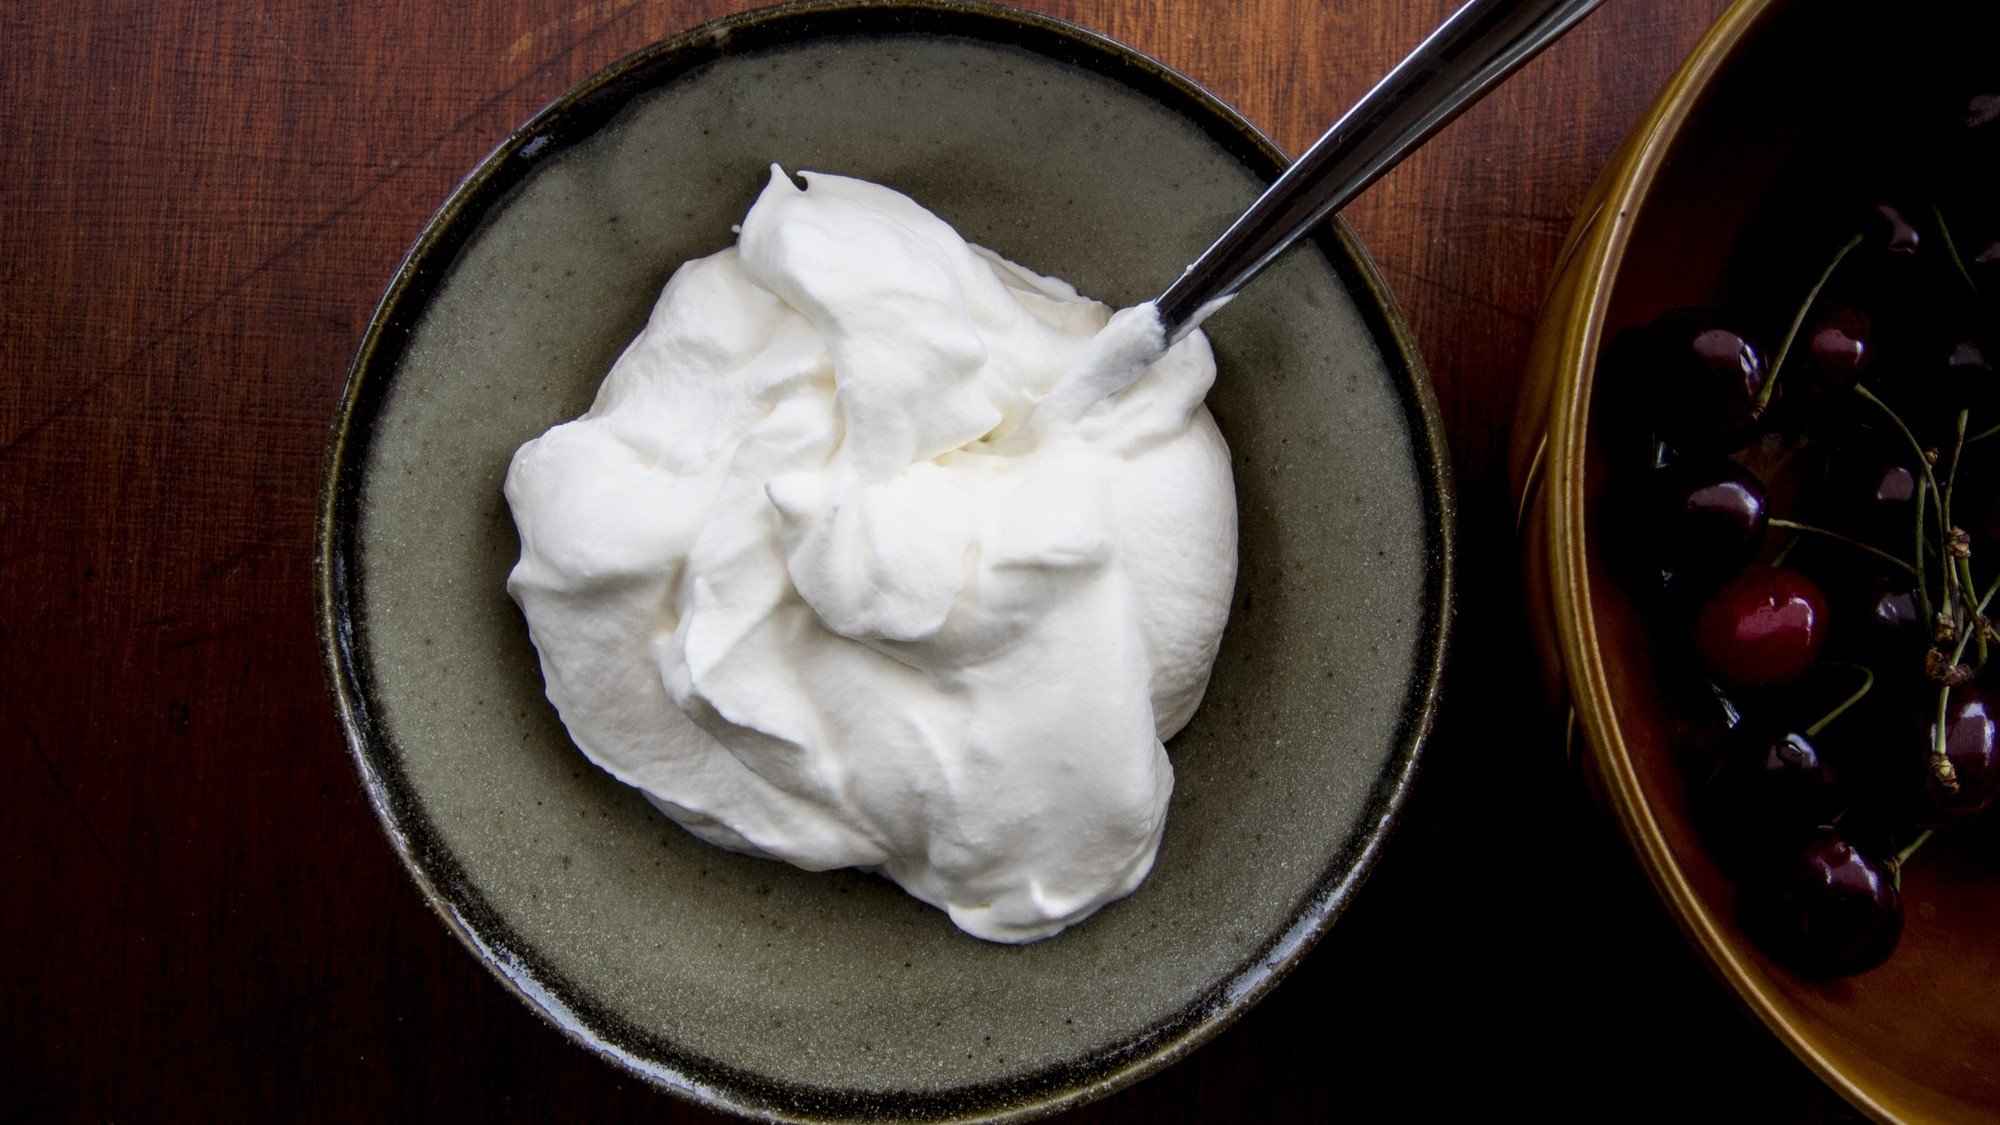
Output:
top-left (1516, 1), bottom-right (2000, 1121)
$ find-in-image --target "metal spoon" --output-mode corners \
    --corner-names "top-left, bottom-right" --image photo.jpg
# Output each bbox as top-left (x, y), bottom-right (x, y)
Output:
top-left (1154, 0), bottom-right (1608, 343)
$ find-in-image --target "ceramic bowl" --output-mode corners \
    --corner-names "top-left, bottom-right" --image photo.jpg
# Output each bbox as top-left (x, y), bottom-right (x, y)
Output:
top-left (1516, 0), bottom-right (2000, 1120)
top-left (317, 2), bottom-right (1452, 1119)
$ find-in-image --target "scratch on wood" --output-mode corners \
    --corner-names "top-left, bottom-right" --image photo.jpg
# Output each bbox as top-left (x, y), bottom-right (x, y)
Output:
top-left (1, 680), bottom-right (117, 870)
top-left (0, 0), bottom-right (662, 467)
top-left (504, 0), bottom-right (630, 64)
top-left (164, 632), bottom-right (221, 652)
top-left (1377, 262), bottom-right (1534, 324)
top-left (197, 531), bottom-right (278, 582)
top-left (1380, 200), bottom-right (1571, 232)
top-left (6, 970), bottom-right (351, 1117)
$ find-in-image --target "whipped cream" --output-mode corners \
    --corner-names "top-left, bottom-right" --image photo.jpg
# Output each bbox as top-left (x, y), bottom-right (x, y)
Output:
top-left (504, 168), bottom-right (1237, 942)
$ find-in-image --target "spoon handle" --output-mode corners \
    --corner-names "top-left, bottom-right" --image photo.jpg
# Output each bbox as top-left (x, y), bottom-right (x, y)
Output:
top-left (1154, 0), bottom-right (1608, 342)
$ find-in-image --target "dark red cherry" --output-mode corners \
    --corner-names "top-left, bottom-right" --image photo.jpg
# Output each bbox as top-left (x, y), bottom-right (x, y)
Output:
top-left (1742, 825), bottom-right (1902, 978)
top-left (1972, 238), bottom-right (2000, 296)
top-left (1665, 675), bottom-right (1744, 781)
top-left (1808, 560), bottom-right (1921, 662)
top-left (1817, 441), bottom-right (1917, 545)
top-left (1794, 305), bottom-right (1874, 394)
top-left (1732, 730), bottom-right (1841, 823)
top-left (1694, 568), bottom-right (1829, 688)
top-left (1904, 683), bottom-right (2000, 827)
top-left (1858, 583), bottom-right (1927, 658)
top-left (1969, 454), bottom-right (2000, 556)
top-left (1966, 93), bottom-right (2000, 130)
top-left (1932, 336), bottom-right (1995, 412)
top-left (1642, 457), bottom-right (1768, 589)
top-left (1869, 203), bottom-right (1923, 256)
top-left (1624, 309), bottom-right (1771, 450)
top-left (1691, 727), bottom-right (1843, 876)
top-left (1968, 809), bottom-right (2000, 873)
top-left (1951, 91), bottom-right (2000, 182)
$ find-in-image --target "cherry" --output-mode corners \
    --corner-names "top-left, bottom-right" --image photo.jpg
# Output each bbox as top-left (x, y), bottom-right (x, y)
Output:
top-left (1728, 730), bottom-right (1841, 822)
top-left (1932, 336), bottom-right (1995, 412)
top-left (1693, 568), bottom-right (1830, 688)
top-left (1691, 726), bottom-right (1843, 877)
top-left (1816, 440), bottom-right (1918, 545)
top-left (1640, 457), bottom-right (1768, 590)
top-left (1947, 92), bottom-right (2000, 201)
top-left (1795, 305), bottom-right (1875, 395)
top-left (1969, 809), bottom-right (2000, 874)
top-left (1741, 825), bottom-right (1903, 979)
top-left (1781, 546), bottom-right (1910, 662)
top-left (1904, 683), bottom-right (2000, 827)
top-left (1619, 309), bottom-right (1771, 450)
top-left (1969, 458), bottom-right (2000, 557)
top-left (1856, 583), bottom-right (1927, 659)
top-left (1847, 204), bottom-right (1954, 364)
top-left (1869, 202), bottom-right (1924, 257)
top-left (1966, 238), bottom-right (2000, 303)
top-left (1663, 674), bottom-right (1744, 781)
top-left (1965, 93), bottom-right (2000, 131)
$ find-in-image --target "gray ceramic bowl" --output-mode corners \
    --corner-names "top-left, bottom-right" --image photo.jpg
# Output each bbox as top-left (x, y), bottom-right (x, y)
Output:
top-left (316, 2), bottom-right (1453, 1120)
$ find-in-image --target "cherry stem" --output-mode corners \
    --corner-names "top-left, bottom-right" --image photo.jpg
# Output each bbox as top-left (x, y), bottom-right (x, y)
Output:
top-left (1943, 410), bottom-right (1969, 619)
top-left (1856, 385), bottom-right (1943, 497)
top-left (1767, 518), bottom-right (1920, 579)
top-left (1806, 663), bottom-right (1874, 739)
top-left (1892, 829), bottom-right (1934, 881)
top-left (1960, 556), bottom-right (1988, 667)
top-left (1933, 204), bottom-right (1982, 299)
top-left (1946, 574), bottom-right (2000, 671)
top-left (1915, 469), bottom-right (1934, 622)
top-left (1856, 385), bottom-right (1944, 619)
top-left (1770, 532), bottom-right (1801, 568)
top-left (1934, 684), bottom-right (1957, 790)
top-left (1935, 574), bottom-right (2000, 791)
top-left (1965, 576), bottom-right (1996, 648)
top-left (1754, 234), bottom-right (1862, 417)
top-left (1945, 409), bottom-right (1967, 523)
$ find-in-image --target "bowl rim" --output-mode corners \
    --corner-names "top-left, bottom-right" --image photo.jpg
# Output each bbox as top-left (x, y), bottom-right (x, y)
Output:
top-left (1535, 0), bottom-right (1919, 1119)
top-left (312, 1), bottom-right (1456, 1119)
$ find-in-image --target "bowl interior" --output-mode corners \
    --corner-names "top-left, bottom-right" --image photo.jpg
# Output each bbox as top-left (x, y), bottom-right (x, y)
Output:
top-left (1582, 1), bottom-right (2000, 1118)
top-left (323, 5), bottom-right (1447, 1120)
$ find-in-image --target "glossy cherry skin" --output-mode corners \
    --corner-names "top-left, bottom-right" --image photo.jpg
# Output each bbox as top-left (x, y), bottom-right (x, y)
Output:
top-left (1869, 202), bottom-right (1924, 256)
top-left (1857, 583), bottom-right (1928, 659)
top-left (1625, 309), bottom-right (1771, 450)
top-left (1642, 457), bottom-right (1769, 590)
top-left (1931, 336), bottom-right (1996, 413)
top-left (1691, 727), bottom-right (1842, 877)
top-left (1796, 305), bottom-right (1875, 395)
top-left (1742, 825), bottom-right (1903, 979)
top-left (1973, 238), bottom-right (2000, 292)
top-left (1905, 683), bottom-right (2000, 827)
top-left (1969, 806), bottom-right (2000, 873)
top-left (1965, 92), bottom-right (2000, 130)
top-left (1848, 204), bottom-right (1945, 357)
top-left (1663, 675), bottom-right (1744, 781)
top-left (1694, 568), bottom-right (1830, 688)
top-left (1817, 441), bottom-right (1917, 545)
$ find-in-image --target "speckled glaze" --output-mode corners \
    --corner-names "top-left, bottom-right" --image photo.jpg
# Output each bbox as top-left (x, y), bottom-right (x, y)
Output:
top-left (315, 3), bottom-right (1452, 1120)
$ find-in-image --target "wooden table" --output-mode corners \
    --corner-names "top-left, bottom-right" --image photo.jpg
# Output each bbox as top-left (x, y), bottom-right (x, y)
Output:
top-left (5, 0), bottom-right (1862, 1119)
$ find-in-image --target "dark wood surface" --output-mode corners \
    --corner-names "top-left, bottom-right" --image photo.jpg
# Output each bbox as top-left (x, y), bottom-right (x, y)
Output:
top-left (4, 0), bottom-right (1865, 1119)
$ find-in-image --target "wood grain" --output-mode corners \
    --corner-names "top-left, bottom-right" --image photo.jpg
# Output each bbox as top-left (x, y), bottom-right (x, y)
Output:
top-left (2, 0), bottom-right (1861, 1119)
